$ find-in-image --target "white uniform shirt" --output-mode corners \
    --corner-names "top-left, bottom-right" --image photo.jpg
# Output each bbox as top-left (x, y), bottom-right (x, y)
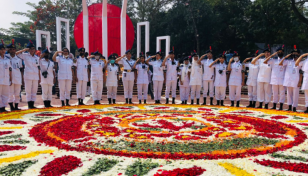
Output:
top-left (213, 63), bottom-right (227, 87)
top-left (178, 64), bottom-right (190, 87)
top-left (256, 58), bottom-right (272, 83)
top-left (90, 59), bottom-right (104, 81)
top-left (201, 59), bottom-right (215, 81)
top-left (165, 59), bottom-right (178, 81)
top-left (76, 57), bottom-right (89, 82)
top-left (189, 61), bottom-right (202, 86)
top-left (0, 55), bottom-right (11, 86)
top-left (149, 60), bottom-right (164, 81)
top-left (135, 63), bottom-right (149, 84)
top-left (268, 57), bottom-right (286, 85)
top-left (283, 59), bottom-right (301, 88)
top-left (56, 56), bottom-right (74, 80)
top-left (299, 59), bottom-right (308, 90)
top-left (229, 61), bottom-right (243, 86)
top-left (7, 54), bottom-right (22, 85)
top-left (40, 59), bottom-right (54, 85)
top-left (17, 53), bottom-right (39, 80)
top-left (118, 57), bottom-right (135, 81)
top-left (106, 64), bottom-right (118, 86)
top-left (245, 62), bottom-right (259, 86)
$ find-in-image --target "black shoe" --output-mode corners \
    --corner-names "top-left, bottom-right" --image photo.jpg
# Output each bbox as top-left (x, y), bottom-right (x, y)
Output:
top-left (78, 98), bottom-right (81, 105)
top-left (246, 101), bottom-right (252, 108)
top-left (31, 101), bottom-right (37, 109)
top-left (172, 98), bottom-right (175, 104)
top-left (220, 100), bottom-right (224, 106)
top-left (139, 100), bottom-right (142, 104)
top-left (210, 97), bottom-right (214, 105)
top-left (202, 97), bottom-right (206, 105)
top-left (113, 99), bottom-right (116, 104)
top-left (271, 103), bottom-right (277, 110)
top-left (264, 104), bottom-right (268, 109)
top-left (14, 103), bottom-right (21, 110)
top-left (61, 100), bottom-right (65, 107)
top-left (197, 99), bottom-right (200, 105)
top-left (80, 99), bottom-right (85, 105)
top-left (43, 101), bottom-right (48, 108)
top-left (181, 101), bottom-right (185, 104)
top-left (185, 100), bottom-right (187, 104)
top-left (165, 98), bottom-right (169, 104)
top-left (48, 101), bottom-right (53, 108)
top-left (157, 100), bottom-right (161, 104)
top-left (66, 99), bottom-right (70, 106)
top-left (191, 100), bottom-right (194, 105)
top-left (126, 98), bottom-right (128, 104)
top-left (257, 102), bottom-right (263, 108)
top-left (279, 103), bottom-right (283, 110)
top-left (236, 101), bottom-right (240, 107)
top-left (231, 101), bottom-right (234, 107)
top-left (9, 103), bottom-right (15, 111)
top-left (252, 101), bottom-right (256, 108)
top-left (155, 100), bottom-right (158, 104)
top-left (129, 99), bottom-right (133, 104)
top-left (108, 98), bottom-right (112, 104)
top-left (216, 100), bottom-right (220, 106)
top-left (287, 105), bottom-right (292, 111)
top-left (0, 107), bottom-right (7, 112)
top-left (305, 107), bottom-right (308, 113)
top-left (293, 107), bottom-right (297, 112)
top-left (144, 100), bottom-right (146, 104)
top-left (27, 101), bottom-right (31, 109)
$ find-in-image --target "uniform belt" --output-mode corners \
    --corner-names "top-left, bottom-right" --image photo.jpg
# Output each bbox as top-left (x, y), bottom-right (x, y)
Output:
top-left (124, 69), bottom-right (135, 72)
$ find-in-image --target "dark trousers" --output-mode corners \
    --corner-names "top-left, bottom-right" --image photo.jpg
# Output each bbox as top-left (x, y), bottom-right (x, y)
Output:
top-left (148, 81), bottom-right (154, 100)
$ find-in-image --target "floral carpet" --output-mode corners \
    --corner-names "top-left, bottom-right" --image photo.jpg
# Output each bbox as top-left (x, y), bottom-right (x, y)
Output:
top-left (0, 104), bottom-right (308, 176)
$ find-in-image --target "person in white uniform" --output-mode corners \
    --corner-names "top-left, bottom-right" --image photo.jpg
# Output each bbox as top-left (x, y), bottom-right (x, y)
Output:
top-left (178, 57), bottom-right (191, 104)
top-left (104, 55), bottom-right (119, 104)
top-left (39, 48), bottom-right (55, 108)
top-left (146, 51), bottom-right (164, 104)
top-left (251, 46), bottom-right (273, 109)
top-left (263, 45), bottom-right (286, 110)
top-left (279, 46), bottom-right (301, 112)
top-left (189, 51), bottom-right (202, 105)
top-left (88, 51), bottom-right (105, 105)
top-left (16, 40), bottom-right (40, 109)
top-left (296, 53), bottom-right (308, 113)
top-left (209, 52), bottom-right (227, 106)
top-left (198, 47), bottom-right (215, 105)
top-left (133, 53), bottom-right (149, 104)
top-left (162, 50), bottom-right (179, 104)
top-left (227, 51), bottom-right (245, 107)
top-left (115, 50), bottom-right (136, 104)
top-left (75, 47), bottom-right (89, 105)
top-left (6, 39), bottom-right (22, 111)
top-left (0, 40), bottom-right (12, 112)
top-left (52, 48), bottom-right (75, 107)
top-left (243, 50), bottom-right (260, 108)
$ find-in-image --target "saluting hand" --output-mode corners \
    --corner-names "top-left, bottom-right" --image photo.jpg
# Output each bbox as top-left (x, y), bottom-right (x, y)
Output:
top-left (180, 81), bottom-right (183, 85)
top-left (201, 54), bottom-right (207, 59)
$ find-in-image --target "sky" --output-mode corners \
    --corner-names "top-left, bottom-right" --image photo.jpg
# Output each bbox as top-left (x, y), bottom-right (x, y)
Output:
top-left (0, 0), bottom-right (41, 29)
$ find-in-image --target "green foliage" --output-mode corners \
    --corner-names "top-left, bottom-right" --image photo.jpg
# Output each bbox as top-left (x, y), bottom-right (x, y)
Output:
top-left (125, 159), bottom-right (159, 176)
top-left (0, 160), bottom-right (37, 176)
top-left (82, 158), bottom-right (118, 176)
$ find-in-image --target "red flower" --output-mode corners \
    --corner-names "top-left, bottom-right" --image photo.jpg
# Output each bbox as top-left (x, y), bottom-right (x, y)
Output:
top-left (39, 156), bottom-right (82, 176)
top-left (77, 109), bottom-right (91, 113)
top-left (0, 145), bottom-right (26, 152)
top-left (0, 131), bottom-right (13, 136)
top-left (254, 159), bottom-right (308, 173)
top-left (154, 166), bottom-right (206, 176)
top-left (270, 116), bottom-right (288, 120)
top-left (3, 120), bottom-right (27, 125)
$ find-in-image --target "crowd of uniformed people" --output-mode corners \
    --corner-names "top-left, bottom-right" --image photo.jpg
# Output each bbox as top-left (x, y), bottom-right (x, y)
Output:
top-left (0, 39), bottom-right (308, 113)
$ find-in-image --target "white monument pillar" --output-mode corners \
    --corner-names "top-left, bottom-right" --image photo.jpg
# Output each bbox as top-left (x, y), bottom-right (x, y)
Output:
top-left (156, 36), bottom-right (171, 56)
top-left (102, 0), bottom-right (108, 58)
top-left (82, 0), bottom-right (89, 52)
top-left (35, 30), bottom-right (51, 49)
top-left (137, 22), bottom-right (150, 58)
top-left (120, 0), bottom-right (128, 55)
top-left (56, 17), bottom-right (70, 51)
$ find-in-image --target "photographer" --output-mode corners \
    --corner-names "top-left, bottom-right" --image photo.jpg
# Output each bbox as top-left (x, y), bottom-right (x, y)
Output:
top-left (39, 48), bottom-right (55, 108)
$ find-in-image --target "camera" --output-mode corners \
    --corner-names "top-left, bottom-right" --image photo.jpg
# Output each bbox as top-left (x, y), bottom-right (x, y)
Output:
top-left (172, 61), bottom-right (176, 65)
top-left (218, 70), bottom-right (223, 74)
top-left (42, 71), bottom-right (48, 78)
top-left (142, 65), bottom-right (146, 69)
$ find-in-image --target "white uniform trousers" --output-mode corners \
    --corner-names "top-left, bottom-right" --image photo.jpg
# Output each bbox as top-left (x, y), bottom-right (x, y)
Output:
top-left (248, 85), bottom-right (257, 101)
top-left (77, 80), bottom-right (87, 99)
top-left (190, 85), bottom-right (201, 100)
top-left (107, 86), bottom-right (117, 99)
top-left (272, 85), bottom-right (286, 103)
top-left (137, 84), bottom-right (148, 100)
top-left (257, 82), bottom-right (272, 104)
top-left (180, 86), bottom-right (190, 101)
top-left (8, 84), bottom-right (21, 103)
top-left (153, 80), bottom-right (163, 101)
top-left (203, 80), bottom-right (214, 97)
top-left (0, 85), bottom-right (9, 108)
top-left (91, 80), bottom-right (103, 101)
top-left (229, 85), bottom-right (241, 101)
top-left (215, 86), bottom-right (226, 101)
top-left (305, 90), bottom-right (308, 107)
top-left (165, 80), bottom-right (177, 98)
top-left (24, 79), bottom-right (38, 102)
top-left (41, 84), bottom-right (52, 101)
top-left (287, 87), bottom-right (299, 107)
top-left (123, 80), bottom-right (134, 99)
top-left (58, 79), bottom-right (72, 100)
